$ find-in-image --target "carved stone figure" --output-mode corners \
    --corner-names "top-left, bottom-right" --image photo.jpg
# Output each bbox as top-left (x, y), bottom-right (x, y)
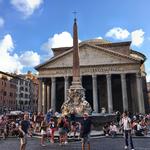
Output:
top-left (61, 88), bottom-right (92, 116)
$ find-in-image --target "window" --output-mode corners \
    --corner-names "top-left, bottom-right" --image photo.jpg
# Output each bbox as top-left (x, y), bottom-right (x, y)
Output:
top-left (25, 94), bottom-right (28, 98)
top-left (25, 88), bottom-right (28, 92)
top-left (20, 93), bottom-right (23, 98)
top-left (25, 82), bottom-right (28, 86)
top-left (10, 92), bottom-right (13, 97)
top-left (4, 91), bottom-right (7, 96)
top-left (21, 87), bottom-right (23, 91)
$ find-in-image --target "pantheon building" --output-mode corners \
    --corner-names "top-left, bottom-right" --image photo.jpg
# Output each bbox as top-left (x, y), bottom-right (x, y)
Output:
top-left (35, 39), bottom-right (149, 114)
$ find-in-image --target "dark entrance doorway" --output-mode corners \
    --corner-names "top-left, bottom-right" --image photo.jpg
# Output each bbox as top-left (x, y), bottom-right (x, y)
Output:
top-left (112, 74), bottom-right (123, 112)
top-left (82, 76), bottom-right (93, 109)
top-left (56, 77), bottom-right (64, 112)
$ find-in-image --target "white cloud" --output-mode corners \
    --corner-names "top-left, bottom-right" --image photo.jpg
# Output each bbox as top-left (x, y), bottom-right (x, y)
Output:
top-left (105, 27), bottom-right (130, 40)
top-left (0, 34), bottom-right (14, 53)
top-left (0, 34), bottom-right (23, 73)
top-left (131, 29), bottom-right (144, 47)
top-left (0, 17), bottom-right (4, 28)
top-left (19, 51), bottom-right (40, 67)
top-left (11, 0), bottom-right (43, 17)
top-left (0, 34), bottom-right (40, 73)
top-left (43, 31), bottom-right (73, 49)
top-left (147, 74), bottom-right (150, 82)
top-left (97, 36), bottom-right (103, 39)
top-left (146, 69), bottom-right (150, 82)
top-left (41, 31), bottom-right (73, 57)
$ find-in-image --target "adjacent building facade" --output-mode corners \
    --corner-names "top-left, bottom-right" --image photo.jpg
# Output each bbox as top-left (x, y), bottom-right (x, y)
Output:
top-left (16, 71), bottom-right (39, 112)
top-left (35, 39), bottom-right (149, 114)
top-left (25, 71), bottom-right (39, 113)
top-left (16, 77), bottom-right (31, 111)
top-left (0, 71), bottom-right (17, 113)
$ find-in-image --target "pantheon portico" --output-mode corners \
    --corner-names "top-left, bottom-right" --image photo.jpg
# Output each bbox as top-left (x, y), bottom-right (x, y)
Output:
top-left (35, 39), bottom-right (148, 114)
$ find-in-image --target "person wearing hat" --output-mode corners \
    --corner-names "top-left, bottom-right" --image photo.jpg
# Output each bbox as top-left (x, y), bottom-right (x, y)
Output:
top-left (80, 113), bottom-right (92, 150)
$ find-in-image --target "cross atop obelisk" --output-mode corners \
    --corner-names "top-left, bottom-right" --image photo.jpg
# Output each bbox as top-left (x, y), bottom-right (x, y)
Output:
top-left (72, 11), bottom-right (77, 19)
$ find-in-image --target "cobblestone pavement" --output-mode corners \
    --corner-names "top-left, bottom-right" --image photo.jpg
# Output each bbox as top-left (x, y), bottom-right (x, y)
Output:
top-left (0, 136), bottom-right (150, 150)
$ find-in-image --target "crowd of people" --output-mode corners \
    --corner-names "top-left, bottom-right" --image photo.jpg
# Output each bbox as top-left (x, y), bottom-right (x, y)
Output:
top-left (0, 109), bottom-right (91, 149)
top-left (103, 112), bottom-right (150, 137)
top-left (0, 109), bottom-right (150, 150)
top-left (103, 111), bottom-right (150, 150)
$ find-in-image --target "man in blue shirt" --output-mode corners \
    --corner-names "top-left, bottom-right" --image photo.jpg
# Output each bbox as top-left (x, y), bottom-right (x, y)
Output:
top-left (19, 113), bottom-right (31, 150)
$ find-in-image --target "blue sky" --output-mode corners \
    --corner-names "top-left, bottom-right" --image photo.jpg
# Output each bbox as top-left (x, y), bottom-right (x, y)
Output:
top-left (0, 0), bottom-right (150, 81)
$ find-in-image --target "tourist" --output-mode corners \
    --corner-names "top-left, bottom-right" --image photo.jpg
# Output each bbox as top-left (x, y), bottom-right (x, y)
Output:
top-left (103, 122), bottom-right (110, 136)
top-left (49, 117), bottom-right (56, 143)
top-left (57, 116), bottom-right (66, 145)
top-left (135, 121), bottom-right (144, 136)
top-left (35, 112), bottom-right (43, 132)
top-left (0, 116), bottom-right (6, 140)
top-left (70, 121), bottom-right (80, 138)
top-left (80, 113), bottom-right (92, 150)
top-left (19, 113), bottom-right (31, 150)
top-left (40, 120), bottom-right (47, 146)
top-left (121, 111), bottom-right (135, 150)
top-left (46, 109), bottom-right (53, 124)
top-left (63, 115), bottom-right (70, 144)
top-left (109, 122), bottom-right (117, 137)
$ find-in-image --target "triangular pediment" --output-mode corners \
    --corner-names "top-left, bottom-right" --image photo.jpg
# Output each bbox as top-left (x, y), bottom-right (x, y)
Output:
top-left (37, 43), bottom-right (140, 70)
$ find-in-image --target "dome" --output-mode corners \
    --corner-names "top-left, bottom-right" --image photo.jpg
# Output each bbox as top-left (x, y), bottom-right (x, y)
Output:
top-left (80, 39), bottom-right (111, 45)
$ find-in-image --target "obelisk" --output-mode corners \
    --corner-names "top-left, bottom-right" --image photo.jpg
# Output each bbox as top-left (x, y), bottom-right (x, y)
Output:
top-left (61, 18), bottom-right (92, 116)
top-left (70, 18), bottom-right (82, 89)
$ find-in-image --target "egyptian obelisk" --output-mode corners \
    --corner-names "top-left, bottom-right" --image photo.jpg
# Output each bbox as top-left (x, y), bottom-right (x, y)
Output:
top-left (61, 18), bottom-right (92, 116)
top-left (70, 18), bottom-right (82, 89)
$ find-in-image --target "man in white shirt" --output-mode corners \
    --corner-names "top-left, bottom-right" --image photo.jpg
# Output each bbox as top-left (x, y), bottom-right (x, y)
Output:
top-left (121, 111), bottom-right (135, 150)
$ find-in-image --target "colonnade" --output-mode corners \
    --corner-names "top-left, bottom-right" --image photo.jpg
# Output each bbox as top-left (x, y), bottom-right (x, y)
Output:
top-left (38, 73), bottom-right (145, 114)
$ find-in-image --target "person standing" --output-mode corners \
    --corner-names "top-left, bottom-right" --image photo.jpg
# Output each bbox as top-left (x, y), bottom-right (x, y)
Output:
top-left (57, 116), bottom-right (66, 145)
top-left (0, 116), bottom-right (6, 140)
top-left (121, 111), bottom-right (135, 150)
top-left (19, 113), bottom-right (31, 150)
top-left (46, 109), bottom-right (53, 124)
top-left (49, 117), bottom-right (56, 143)
top-left (80, 113), bottom-right (92, 150)
top-left (40, 120), bottom-right (47, 146)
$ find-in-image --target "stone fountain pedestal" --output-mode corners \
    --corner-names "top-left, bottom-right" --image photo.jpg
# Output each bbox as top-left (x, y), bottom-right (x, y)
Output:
top-left (61, 85), bottom-right (92, 116)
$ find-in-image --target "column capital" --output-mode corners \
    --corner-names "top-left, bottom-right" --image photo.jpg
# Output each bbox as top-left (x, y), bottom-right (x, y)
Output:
top-left (51, 77), bottom-right (56, 82)
top-left (92, 74), bottom-right (97, 79)
top-left (64, 76), bottom-right (69, 81)
top-left (121, 73), bottom-right (126, 79)
top-left (136, 72), bottom-right (141, 78)
top-left (106, 74), bottom-right (111, 79)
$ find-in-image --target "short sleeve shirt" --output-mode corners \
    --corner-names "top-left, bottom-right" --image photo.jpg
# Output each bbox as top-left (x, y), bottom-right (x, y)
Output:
top-left (122, 117), bottom-right (131, 130)
top-left (20, 120), bottom-right (30, 134)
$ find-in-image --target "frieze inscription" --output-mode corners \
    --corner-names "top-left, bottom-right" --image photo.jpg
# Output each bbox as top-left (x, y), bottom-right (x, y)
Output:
top-left (39, 64), bottom-right (139, 77)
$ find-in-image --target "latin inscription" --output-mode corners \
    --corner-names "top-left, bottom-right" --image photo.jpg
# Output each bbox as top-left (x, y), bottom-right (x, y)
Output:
top-left (39, 64), bottom-right (139, 77)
